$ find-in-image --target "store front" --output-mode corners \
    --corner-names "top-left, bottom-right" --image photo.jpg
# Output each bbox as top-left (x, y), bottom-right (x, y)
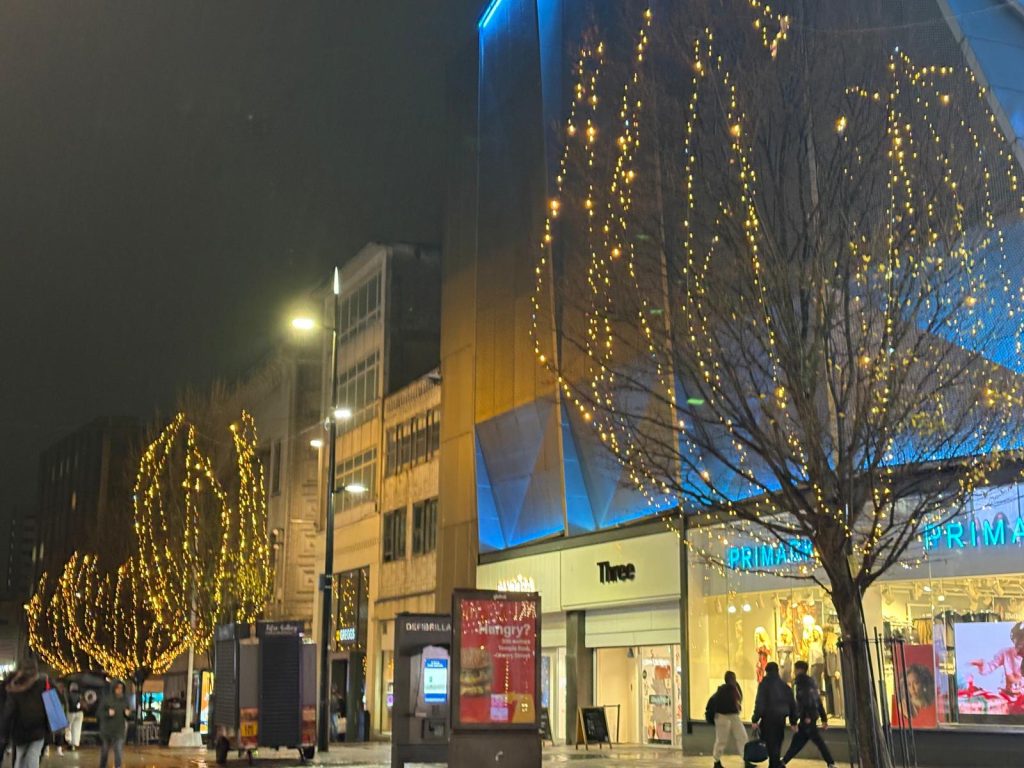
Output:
top-left (478, 527), bottom-right (683, 746)
top-left (684, 483), bottom-right (1024, 762)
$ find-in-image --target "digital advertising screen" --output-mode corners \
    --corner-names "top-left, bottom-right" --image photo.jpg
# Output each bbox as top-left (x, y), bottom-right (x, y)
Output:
top-left (953, 621), bottom-right (1024, 722)
top-left (455, 591), bottom-right (540, 728)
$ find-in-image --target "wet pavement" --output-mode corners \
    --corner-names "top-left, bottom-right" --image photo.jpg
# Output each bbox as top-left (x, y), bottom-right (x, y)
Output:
top-left (33, 743), bottom-right (841, 768)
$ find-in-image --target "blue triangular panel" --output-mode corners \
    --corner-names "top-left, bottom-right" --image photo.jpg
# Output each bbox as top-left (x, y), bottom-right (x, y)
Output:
top-left (475, 433), bottom-right (507, 553)
top-left (561, 402), bottom-right (597, 535)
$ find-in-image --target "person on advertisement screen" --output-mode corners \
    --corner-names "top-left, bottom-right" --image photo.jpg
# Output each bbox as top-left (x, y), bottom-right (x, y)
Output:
top-left (969, 621), bottom-right (1024, 696)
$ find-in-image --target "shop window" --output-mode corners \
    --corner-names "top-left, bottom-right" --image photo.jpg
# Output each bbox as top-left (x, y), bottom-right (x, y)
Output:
top-left (412, 497), bottom-right (438, 555)
top-left (383, 508), bottom-right (406, 563)
top-left (331, 565), bottom-right (369, 652)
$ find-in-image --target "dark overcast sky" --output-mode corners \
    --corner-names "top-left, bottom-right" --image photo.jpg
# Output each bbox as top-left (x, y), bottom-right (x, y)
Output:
top-left (0, 0), bottom-right (482, 510)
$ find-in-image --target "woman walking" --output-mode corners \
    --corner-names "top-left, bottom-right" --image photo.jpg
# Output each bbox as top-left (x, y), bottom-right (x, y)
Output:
top-left (97, 682), bottom-right (131, 768)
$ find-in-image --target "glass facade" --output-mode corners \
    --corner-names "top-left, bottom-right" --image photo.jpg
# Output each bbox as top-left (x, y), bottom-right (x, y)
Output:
top-left (331, 565), bottom-right (369, 653)
top-left (594, 645), bottom-right (682, 745)
top-left (687, 484), bottom-right (1024, 731)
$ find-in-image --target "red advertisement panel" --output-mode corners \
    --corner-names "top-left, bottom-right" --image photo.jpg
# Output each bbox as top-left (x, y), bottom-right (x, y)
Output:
top-left (891, 644), bottom-right (939, 729)
top-left (458, 596), bottom-right (538, 726)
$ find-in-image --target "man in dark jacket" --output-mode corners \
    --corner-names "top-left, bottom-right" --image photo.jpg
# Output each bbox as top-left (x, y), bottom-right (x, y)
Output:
top-left (3, 661), bottom-right (49, 768)
top-left (752, 661), bottom-right (796, 768)
top-left (710, 671), bottom-right (747, 768)
top-left (782, 661), bottom-right (836, 768)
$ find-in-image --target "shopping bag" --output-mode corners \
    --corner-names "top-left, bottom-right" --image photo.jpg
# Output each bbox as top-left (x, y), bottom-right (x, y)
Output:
top-left (42, 681), bottom-right (69, 733)
top-left (743, 737), bottom-right (769, 764)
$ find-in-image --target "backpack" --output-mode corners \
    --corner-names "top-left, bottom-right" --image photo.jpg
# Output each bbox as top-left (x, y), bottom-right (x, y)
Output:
top-left (705, 694), bottom-right (716, 724)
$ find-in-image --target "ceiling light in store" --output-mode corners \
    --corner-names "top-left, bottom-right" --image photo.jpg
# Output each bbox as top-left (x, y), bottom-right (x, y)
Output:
top-left (727, 605), bottom-right (737, 614)
top-left (742, 603), bottom-right (751, 613)
top-left (922, 585), bottom-right (933, 593)
top-left (938, 594), bottom-right (946, 602)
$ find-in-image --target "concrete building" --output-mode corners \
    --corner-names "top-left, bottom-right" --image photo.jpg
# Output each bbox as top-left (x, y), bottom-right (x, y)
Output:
top-left (309, 242), bottom-right (441, 743)
top-left (36, 416), bottom-right (143, 577)
top-left (233, 343), bottom-right (323, 624)
top-left (374, 369), bottom-right (441, 737)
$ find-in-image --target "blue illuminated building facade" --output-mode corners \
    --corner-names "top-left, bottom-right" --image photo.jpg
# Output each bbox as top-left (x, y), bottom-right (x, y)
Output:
top-left (434, 0), bottom-right (1024, 758)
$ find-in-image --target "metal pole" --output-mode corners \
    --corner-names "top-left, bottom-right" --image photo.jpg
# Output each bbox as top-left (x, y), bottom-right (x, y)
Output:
top-left (318, 268), bottom-right (341, 754)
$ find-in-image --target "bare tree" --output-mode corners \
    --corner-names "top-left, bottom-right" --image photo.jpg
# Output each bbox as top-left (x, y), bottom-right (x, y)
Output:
top-left (533, 2), bottom-right (1024, 765)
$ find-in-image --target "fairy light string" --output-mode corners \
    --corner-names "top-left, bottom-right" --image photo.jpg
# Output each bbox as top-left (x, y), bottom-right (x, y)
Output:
top-left (529, 2), bottom-right (1024, 588)
top-left (26, 411), bottom-right (273, 677)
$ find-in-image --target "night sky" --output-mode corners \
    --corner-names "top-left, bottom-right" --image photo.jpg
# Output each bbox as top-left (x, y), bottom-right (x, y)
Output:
top-left (0, 1), bottom-right (481, 511)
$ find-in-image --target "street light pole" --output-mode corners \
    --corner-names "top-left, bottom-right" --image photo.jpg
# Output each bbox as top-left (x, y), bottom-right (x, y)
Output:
top-left (318, 267), bottom-right (341, 754)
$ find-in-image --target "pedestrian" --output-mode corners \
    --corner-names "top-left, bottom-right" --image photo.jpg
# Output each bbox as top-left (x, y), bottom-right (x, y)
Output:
top-left (709, 670), bottom-right (747, 768)
top-left (2, 660), bottom-right (49, 768)
top-left (781, 660), bottom-right (836, 768)
top-left (65, 683), bottom-right (84, 752)
top-left (0, 672), bottom-right (10, 766)
top-left (97, 682), bottom-right (131, 768)
top-left (751, 661), bottom-right (796, 768)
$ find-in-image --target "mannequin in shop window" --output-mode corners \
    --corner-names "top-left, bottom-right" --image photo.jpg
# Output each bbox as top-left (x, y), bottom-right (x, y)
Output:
top-left (755, 627), bottom-right (772, 683)
top-left (777, 625), bottom-right (795, 684)
top-left (806, 624), bottom-right (825, 690)
top-left (823, 629), bottom-right (842, 719)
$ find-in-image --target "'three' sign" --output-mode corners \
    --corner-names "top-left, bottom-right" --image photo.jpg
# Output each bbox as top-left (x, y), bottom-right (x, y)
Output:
top-left (597, 561), bottom-right (635, 584)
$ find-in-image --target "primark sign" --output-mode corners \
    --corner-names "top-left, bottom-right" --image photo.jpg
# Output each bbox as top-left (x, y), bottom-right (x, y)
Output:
top-left (922, 516), bottom-right (1024, 552)
top-left (725, 538), bottom-right (814, 571)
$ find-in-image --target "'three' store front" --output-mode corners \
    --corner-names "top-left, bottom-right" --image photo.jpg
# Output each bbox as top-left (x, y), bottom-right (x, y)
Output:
top-left (477, 525), bottom-right (684, 746)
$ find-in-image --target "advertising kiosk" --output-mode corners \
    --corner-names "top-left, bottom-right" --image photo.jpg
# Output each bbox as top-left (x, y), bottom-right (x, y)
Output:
top-left (449, 589), bottom-right (542, 768)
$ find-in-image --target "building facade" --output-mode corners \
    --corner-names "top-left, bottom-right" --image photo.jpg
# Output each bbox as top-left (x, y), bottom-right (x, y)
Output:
top-left (36, 416), bottom-right (143, 577)
top-left (309, 241), bottom-right (441, 742)
top-left (436, 0), bottom-right (1024, 761)
top-left (233, 344), bottom-right (323, 624)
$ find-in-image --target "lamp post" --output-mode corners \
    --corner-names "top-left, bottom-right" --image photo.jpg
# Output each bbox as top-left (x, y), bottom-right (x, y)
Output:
top-left (293, 268), bottom-right (343, 755)
top-left (319, 268), bottom-right (341, 755)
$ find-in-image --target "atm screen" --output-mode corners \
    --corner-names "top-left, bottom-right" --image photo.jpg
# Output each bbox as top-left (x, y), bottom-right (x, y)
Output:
top-left (423, 658), bottom-right (449, 704)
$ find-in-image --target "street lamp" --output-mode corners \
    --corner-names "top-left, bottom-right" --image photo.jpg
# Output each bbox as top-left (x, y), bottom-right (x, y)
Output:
top-left (292, 267), bottom-right (350, 754)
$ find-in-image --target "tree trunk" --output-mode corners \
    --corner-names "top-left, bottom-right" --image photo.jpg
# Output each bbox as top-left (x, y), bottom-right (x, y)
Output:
top-left (830, 573), bottom-right (894, 768)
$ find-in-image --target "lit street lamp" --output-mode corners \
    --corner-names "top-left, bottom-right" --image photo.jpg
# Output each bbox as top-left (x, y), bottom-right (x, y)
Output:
top-left (292, 267), bottom-right (356, 754)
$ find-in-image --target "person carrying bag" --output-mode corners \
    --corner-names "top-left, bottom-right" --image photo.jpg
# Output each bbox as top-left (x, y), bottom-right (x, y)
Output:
top-left (3, 661), bottom-right (50, 768)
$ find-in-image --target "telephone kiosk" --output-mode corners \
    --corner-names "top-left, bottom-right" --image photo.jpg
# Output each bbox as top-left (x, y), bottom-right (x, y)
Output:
top-left (390, 613), bottom-right (452, 768)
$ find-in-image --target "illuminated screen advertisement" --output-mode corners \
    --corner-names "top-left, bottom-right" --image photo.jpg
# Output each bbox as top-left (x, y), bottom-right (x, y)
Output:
top-left (954, 621), bottom-right (1024, 721)
top-left (423, 658), bottom-right (449, 704)
top-left (455, 590), bottom-right (540, 728)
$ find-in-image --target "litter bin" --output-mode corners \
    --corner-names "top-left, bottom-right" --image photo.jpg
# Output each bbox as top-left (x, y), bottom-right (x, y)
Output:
top-left (160, 708), bottom-right (186, 744)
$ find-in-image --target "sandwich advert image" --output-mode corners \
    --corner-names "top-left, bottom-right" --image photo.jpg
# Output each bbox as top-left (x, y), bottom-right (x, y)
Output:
top-left (458, 597), bottom-right (538, 726)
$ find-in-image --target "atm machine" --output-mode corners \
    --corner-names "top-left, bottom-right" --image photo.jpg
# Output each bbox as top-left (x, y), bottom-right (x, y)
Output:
top-left (390, 613), bottom-right (451, 768)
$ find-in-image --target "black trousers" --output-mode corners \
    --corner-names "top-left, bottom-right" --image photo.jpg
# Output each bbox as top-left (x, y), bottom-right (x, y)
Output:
top-left (758, 718), bottom-right (788, 768)
top-left (782, 721), bottom-right (834, 765)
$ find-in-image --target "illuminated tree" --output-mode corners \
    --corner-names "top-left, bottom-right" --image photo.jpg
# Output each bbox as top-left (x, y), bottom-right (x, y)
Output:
top-left (25, 573), bottom-right (94, 677)
top-left (533, 3), bottom-right (1024, 765)
top-left (26, 411), bottom-right (272, 678)
top-left (59, 553), bottom-right (190, 680)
